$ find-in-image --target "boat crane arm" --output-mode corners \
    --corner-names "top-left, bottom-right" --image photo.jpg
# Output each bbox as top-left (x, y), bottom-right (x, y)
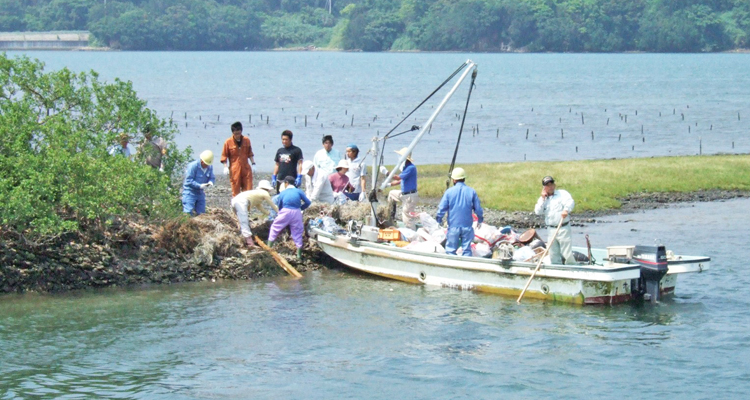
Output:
top-left (379, 60), bottom-right (477, 190)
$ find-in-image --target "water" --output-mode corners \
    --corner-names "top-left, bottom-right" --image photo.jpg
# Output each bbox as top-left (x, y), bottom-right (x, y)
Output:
top-left (2, 198), bottom-right (749, 398)
top-left (9, 51), bottom-right (750, 169)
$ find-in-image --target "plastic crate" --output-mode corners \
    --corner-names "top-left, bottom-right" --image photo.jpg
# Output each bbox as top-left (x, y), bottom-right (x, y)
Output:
top-left (378, 228), bottom-right (402, 241)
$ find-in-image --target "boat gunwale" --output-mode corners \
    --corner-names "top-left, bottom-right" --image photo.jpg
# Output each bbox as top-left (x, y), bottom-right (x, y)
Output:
top-left (312, 228), bottom-right (645, 276)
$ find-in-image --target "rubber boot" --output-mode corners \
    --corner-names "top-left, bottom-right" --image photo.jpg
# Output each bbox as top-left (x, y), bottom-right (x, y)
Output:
top-left (388, 200), bottom-right (397, 222)
top-left (245, 237), bottom-right (256, 248)
top-left (268, 240), bottom-right (275, 248)
top-left (296, 248), bottom-right (303, 261)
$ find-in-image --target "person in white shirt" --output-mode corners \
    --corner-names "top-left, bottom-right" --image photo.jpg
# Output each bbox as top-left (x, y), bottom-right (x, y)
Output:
top-left (534, 176), bottom-right (576, 265)
top-left (301, 160), bottom-right (334, 204)
top-left (344, 144), bottom-right (367, 201)
top-left (312, 135), bottom-right (340, 177)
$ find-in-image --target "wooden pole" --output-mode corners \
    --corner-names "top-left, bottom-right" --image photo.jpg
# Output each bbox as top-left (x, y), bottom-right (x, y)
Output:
top-left (255, 236), bottom-right (303, 278)
top-left (517, 219), bottom-right (564, 304)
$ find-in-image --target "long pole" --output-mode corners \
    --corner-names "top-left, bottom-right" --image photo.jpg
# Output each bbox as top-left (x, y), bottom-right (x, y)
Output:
top-left (517, 219), bottom-right (564, 304)
top-left (379, 60), bottom-right (477, 190)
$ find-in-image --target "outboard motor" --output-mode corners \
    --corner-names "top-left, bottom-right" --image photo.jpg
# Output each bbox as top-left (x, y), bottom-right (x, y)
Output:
top-left (632, 245), bottom-right (668, 303)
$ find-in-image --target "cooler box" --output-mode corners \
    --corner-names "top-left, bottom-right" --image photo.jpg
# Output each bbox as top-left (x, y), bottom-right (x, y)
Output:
top-left (607, 245), bottom-right (635, 259)
top-left (360, 226), bottom-right (380, 242)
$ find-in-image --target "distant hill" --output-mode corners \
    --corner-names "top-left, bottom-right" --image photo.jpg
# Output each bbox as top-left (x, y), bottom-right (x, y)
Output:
top-left (2, 0), bottom-right (748, 52)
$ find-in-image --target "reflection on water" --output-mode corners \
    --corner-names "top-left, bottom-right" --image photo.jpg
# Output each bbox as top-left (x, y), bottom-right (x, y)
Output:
top-left (2, 200), bottom-right (750, 398)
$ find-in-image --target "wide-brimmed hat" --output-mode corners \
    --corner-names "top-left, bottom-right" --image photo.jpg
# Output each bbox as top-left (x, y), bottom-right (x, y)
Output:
top-left (394, 147), bottom-right (414, 163)
top-left (257, 180), bottom-right (274, 191)
top-left (335, 159), bottom-right (350, 171)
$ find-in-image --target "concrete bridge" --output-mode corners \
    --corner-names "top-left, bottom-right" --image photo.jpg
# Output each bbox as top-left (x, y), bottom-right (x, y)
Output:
top-left (0, 31), bottom-right (90, 50)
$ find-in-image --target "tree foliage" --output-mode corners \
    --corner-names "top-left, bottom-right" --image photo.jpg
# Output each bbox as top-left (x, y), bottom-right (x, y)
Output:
top-left (3, 0), bottom-right (750, 52)
top-left (0, 54), bottom-right (191, 236)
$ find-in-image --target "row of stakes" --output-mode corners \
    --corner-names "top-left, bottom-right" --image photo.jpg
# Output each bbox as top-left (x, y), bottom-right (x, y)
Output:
top-left (167, 107), bottom-right (745, 153)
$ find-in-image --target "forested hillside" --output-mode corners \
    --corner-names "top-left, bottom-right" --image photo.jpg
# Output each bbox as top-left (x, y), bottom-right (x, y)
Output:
top-left (1, 0), bottom-right (749, 52)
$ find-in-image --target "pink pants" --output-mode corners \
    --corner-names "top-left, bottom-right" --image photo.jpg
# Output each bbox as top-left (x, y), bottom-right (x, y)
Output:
top-left (268, 208), bottom-right (305, 248)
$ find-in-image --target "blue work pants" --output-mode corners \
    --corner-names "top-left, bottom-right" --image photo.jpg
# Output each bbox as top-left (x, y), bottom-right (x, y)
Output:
top-left (445, 226), bottom-right (475, 256)
top-left (182, 190), bottom-right (206, 216)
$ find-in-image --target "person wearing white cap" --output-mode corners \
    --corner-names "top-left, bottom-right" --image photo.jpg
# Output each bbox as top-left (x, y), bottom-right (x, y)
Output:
top-left (301, 159), bottom-right (334, 204)
top-left (387, 147), bottom-right (419, 229)
top-left (329, 159), bottom-right (354, 194)
top-left (231, 180), bottom-right (279, 247)
top-left (181, 150), bottom-right (216, 216)
top-left (534, 175), bottom-right (576, 264)
top-left (344, 144), bottom-right (367, 201)
top-left (436, 167), bottom-right (483, 256)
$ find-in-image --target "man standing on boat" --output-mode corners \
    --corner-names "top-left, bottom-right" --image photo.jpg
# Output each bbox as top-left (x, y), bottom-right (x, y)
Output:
top-left (534, 176), bottom-right (576, 264)
top-left (312, 135), bottom-right (340, 177)
top-left (387, 147), bottom-right (419, 229)
top-left (272, 130), bottom-right (304, 193)
top-left (436, 167), bottom-right (483, 256)
top-left (221, 121), bottom-right (256, 197)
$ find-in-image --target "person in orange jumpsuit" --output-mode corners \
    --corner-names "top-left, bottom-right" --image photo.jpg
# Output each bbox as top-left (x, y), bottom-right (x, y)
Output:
top-left (221, 121), bottom-right (256, 197)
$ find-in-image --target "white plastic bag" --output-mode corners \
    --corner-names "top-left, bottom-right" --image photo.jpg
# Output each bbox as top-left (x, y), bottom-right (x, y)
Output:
top-left (397, 227), bottom-right (418, 242)
top-left (473, 242), bottom-right (492, 258)
top-left (418, 212), bottom-right (440, 234)
top-left (474, 223), bottom-right (501, 245)
top-left (512, 246), bottom-right (535, 261)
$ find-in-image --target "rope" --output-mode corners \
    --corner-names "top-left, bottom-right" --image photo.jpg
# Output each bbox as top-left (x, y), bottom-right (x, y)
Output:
top-left (374, 61), bottom-right (472, 184)
top-left (446, 67), bottom-right (478, 190)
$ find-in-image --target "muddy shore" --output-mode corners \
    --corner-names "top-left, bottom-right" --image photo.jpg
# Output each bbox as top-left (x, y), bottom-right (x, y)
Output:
top-left (1, 173), bottom-right (746, 294)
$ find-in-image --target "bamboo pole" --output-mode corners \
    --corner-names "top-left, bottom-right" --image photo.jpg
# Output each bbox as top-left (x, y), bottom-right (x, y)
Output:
top-left (517, 219), bottom-right (564, 304)
top-left (255, 236), bottom-right (302, 278)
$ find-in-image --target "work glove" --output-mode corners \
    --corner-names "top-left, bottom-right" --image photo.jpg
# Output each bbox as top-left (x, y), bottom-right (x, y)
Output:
top-left (208, 181), bottom-right (214, 187)
top-left (476, 222), bottom-right (483, 230)
top-left (200, 183), bottom-right (210, 189)
top-left (379, 166), bottom-right (388, 175)
top-left (271, 174), bottom-right (277, 188)
top-left (358, 192), bottom-right (366, 202)
top-left (295, 175), bottom-right (302, 187)
top-left (251, 163), bottom-right (256, 173)
top-left (223, 165), bottom-right (229, 175)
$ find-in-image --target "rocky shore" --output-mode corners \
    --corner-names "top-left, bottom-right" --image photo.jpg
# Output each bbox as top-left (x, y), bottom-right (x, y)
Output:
top-left (1, 173), bottom-right (747, 294)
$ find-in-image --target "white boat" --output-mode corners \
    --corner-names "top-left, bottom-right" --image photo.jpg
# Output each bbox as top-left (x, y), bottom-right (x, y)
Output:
top-left (311, 59), bottom-right (710, 305)
top-left (311, 227), bottom-right (710, 305)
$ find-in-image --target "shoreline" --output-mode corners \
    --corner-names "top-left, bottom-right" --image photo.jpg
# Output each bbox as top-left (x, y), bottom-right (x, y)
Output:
top-left (1, 171), bottom-right (747, 296)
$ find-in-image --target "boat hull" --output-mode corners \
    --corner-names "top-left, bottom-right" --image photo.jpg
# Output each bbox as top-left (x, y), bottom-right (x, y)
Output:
top-left (314, 229), bottom-right (709, 305)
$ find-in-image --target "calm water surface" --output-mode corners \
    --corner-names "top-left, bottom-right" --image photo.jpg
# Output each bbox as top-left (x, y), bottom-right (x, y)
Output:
top-left (10, 51), bottom-right (750, 169)
top-left (2, 198), bottom-right (749, 398)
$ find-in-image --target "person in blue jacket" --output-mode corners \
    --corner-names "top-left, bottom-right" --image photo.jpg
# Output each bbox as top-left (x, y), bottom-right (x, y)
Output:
top-left (436, 167), bottom-right (484, 256)
top-left (182, 150), bottom-right (216, 216)
top-left (267, 176), bottom-right (312, 260)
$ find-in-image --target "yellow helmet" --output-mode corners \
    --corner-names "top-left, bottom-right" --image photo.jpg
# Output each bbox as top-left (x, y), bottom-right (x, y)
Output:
top-left (451, 167), bottom-right (466, 180)
top-left (200, 150), bottom-right (214, 164)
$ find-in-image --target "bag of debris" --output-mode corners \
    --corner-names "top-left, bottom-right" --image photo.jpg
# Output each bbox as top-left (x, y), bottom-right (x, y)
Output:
top-left (418, 212), bottom-right (441, 234)
top-left (397, 227), bottom-right (418, 242)
top-left (512, 246), bottom-right (535, 261)
top-left (474, 223), bottom-right (501, 246)
top-left (473, 242), bottom-right (492, 258)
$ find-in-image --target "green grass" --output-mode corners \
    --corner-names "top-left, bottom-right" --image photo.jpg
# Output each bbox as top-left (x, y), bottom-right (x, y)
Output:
top-left (403, 154), bottom-right (750, 212)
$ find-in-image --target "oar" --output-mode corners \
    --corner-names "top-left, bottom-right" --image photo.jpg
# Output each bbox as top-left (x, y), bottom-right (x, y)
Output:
top-left (254, 235), bottom-right (303, 278)
top-left (517, 218), bottom-right (565, 304)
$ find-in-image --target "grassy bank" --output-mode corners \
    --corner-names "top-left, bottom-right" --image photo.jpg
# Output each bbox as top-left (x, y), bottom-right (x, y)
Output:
top-left (409, 154), bottom-right (750, 212)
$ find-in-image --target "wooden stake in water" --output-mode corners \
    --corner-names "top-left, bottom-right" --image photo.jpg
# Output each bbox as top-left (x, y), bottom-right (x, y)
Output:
top-left (607, 118), bottom-right (610, 125)
top-left (305, 115), bottom-right (307, 127)
top-left (581, 113), bottom-right (584, 124)
top-left (561, 128), bottom-right (564, 139)
top-left (351, 115), bottom-right (354, 126)
top-left (699, 137), bottom-right (702, 155)
top-left (525, 128), bottom-right (528, 140)
top-left (591, 131), bottom-right (594, 140)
